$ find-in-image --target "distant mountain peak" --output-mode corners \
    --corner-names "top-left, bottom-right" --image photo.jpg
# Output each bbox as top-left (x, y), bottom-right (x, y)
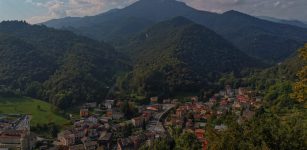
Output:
top-left (223, 10), bottom-right (249, 16)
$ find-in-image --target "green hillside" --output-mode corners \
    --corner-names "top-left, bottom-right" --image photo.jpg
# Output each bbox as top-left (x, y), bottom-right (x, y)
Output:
top-left (0, 21), bottom-right (129, 108)
top-left (115, 17), bottom-right (263, 97)
top-left (0, 96), bottom-right (68, 126)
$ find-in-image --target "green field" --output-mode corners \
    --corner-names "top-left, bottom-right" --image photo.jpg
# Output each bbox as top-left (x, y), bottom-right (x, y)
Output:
top-left (0, 96), bottom-right (69, 126)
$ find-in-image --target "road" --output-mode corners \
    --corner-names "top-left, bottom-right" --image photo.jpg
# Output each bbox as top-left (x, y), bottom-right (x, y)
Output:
top-left (146, 104), bottom-right (175, 133)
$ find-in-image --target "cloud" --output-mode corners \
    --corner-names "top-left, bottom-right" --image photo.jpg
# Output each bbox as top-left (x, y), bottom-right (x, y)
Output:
top-left (26, 0), bottom-right (307, 24)
top-left (182, 0), bottom-right (307, 21)
top-left (26, 0), bottom-right (137, 24)
top-left (273, 1), bottom-right (281, 7)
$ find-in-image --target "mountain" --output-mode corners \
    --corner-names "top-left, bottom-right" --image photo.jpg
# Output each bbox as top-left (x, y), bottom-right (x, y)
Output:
top-left (0, 21), bottom-right (128, 108)
top-left (115, 17), bottom-right (263, 97)
top-left (43, 0), bottom-right (307, 63)
top-left (258, 16), bottom-right (307, 29)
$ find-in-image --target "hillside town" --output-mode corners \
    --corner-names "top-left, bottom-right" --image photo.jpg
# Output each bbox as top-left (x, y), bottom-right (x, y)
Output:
top-left (0, 114), bottom-right (36, 150)
top-left (0, 86), bottom-right (263, 150)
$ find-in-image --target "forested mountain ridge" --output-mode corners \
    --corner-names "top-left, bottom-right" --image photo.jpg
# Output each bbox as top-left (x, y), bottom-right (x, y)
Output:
top-left (115, 17), bottom-right (264, 97)
top-left (258, 16), bottom-right (307, 29)
top-left (0, 21), bottom-right (128, 108)
top-left (43, 0), bottom-right (307, 63)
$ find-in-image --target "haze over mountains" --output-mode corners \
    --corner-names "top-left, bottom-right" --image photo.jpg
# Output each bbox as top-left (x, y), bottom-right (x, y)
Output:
top-left (43, 0), bottom-right (307, 63)
top-left (258, 16), bottom-right (307, 29)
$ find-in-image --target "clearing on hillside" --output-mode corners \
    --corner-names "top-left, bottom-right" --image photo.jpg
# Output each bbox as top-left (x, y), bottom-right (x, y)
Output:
top-left (0, 96), bottom-right (69, 126)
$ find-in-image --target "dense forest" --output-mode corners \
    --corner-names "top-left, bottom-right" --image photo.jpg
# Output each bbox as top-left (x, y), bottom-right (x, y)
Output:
top-left (0, 21), bottom-right (128, 108)
top-left (114, 17), bottom-right (263, 98)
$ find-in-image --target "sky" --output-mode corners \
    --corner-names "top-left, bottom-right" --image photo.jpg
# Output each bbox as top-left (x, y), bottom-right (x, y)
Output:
top-left (0, 0), bottom-right (306, 24)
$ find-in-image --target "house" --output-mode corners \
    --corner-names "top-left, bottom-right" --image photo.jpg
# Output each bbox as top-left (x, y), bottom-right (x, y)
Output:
top-left (72, 129), bottom-right (84, 142)
top-left (131, 117), bottom-right (144, 127)
top-left (237, 95), bottom-right (249, 104)
top-left (87, 128), bottom-right (98, 138)
top-left (238, 87), bottom-right (247, 96)
top-left (193, 114), bottom-right (202, 120)
top-left (58, 131), bottom-right (75, 146)
top-left (232, 102), bottom-right (241, 110)
top-left (100, 117), bottom-right (110, 123)
top-left (69, 144), bottom-right (85, 150)
top-left (94, 108), bottom-right (103, 115)
top-left (150, 97), bottom-right (158, 104)
top-left (225, 85), bottom-right (233, 96)
top-left (83, 141), bottom-right (97, 150)
top-left (220, 99), bottom-right (228, 106)
top-left (80, 109), bottom-right (89, 118)
top-left (214, 124), bottom-right (228, 132)
top-left (219, 90), bottom-right (226, 96)
top-left (98, 132), bottom-right (112, 150)
top-left (171, 99), bottom-right (179, 104)
top-left (175, 119), bottom-right (184, 128)
top-left (85, 102), bottom-right (97, 108)
top-left (0, 130), bottom-right (36, 150)
top-left (191, 96), bottom-right (198, 102)
top-left (112, 111), bottom-right (124, 120)
top-left (146, 104), bottom-right (162, 112)
top-left (104, 100), bottom-right (114, 109)
top-left (209, 98), bottom-right (217, 104)
top-left (176, 109), bottom-right (185, 118)
top-left (199, 122), bottom-right (206, 128)
top-left (194, 129), bottom-right (205, 140)
top-left (201, 139), bottom-right (208, 150)
top-left (116, 100), bottom-right (124, 108)
top-left (163, 99), bottom-right (171, 104)
top-left (185, 119), bottom-right (194, 128)
top-left (106, 109), bottom-right (113, 118)
top-left (256, 97), bottom-right (262, 102)
top-left (86, 116), bottom-right (98, 124)
top-left (142, 111), bottom-right (152, 122)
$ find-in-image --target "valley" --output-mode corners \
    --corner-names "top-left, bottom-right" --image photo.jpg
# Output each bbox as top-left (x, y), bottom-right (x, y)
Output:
top-left (0, 0), bottom-right (306, 150)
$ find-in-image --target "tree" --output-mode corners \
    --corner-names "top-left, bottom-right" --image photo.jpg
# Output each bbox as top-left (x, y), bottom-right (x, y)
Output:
top-left (139, 138), bottom-right (172, 150)
top-left (291, 44), bottom-right (307, 106)
top-left (49, 124), bottom-right (60, 138)
top-left (37, 105), bottom-right (41, 111)
top-left (175, 132), bottom-right (202, 150)
top-left (120, 100), bottom-right (138, 119)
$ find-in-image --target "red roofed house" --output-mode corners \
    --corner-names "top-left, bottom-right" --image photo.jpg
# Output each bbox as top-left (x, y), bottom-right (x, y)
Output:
top-left (194, 129), bottom-right (208, 150)
top-left (176, 109), bottom-right (185, 118)
top-left (0, 130), bottom-right (35, 150)
top-left (80, 109), bottom-right (89, 118)
top-left (131, 117), bottom-right (144, 127)
top-left (150, 97), bottom-right (158, 104)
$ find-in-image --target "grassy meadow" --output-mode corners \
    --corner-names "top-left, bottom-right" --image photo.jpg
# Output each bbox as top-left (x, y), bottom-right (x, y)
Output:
top-left (0, 96), bottom-right (69, 126)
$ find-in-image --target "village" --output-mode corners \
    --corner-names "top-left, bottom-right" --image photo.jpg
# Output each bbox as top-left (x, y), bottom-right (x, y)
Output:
top-left (0, 86), bottom-right (263, 150)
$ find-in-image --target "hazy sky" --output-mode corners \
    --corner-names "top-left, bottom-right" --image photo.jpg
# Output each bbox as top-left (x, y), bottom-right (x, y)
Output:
top-left (0, 0), bottom-right (306, 24)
